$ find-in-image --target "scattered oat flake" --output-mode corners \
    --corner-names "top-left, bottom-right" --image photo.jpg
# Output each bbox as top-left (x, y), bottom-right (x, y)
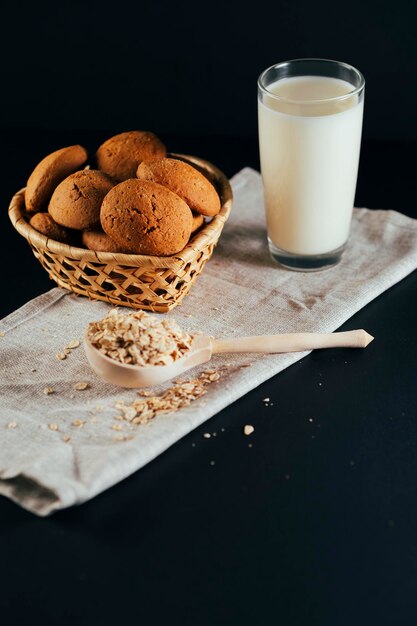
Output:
top-left (115, 370), bottom-right (222, 428)
top-left (74, 382), bottom-right (89, 390)
top-left (120, 405), bottom-right (137, 421)
top-left (62, 435), bottom-right (71, 442)
top-left (56, 352), bottom-right (67, 360)
top-left (66, 339), bottom-right (80, 349)
top-left (203, 433), bottom-right (211, 439)
top-left (112, 424), bottom-right (123, 431)
top-left (72, 419), bottom-right (85, 428)
top-left (243, 424), bottom-right (255, 436)
top-left (44, 387), bottom-right (54, 395)
top-left (48, 423), bottom-right (58, 431)
top-left (0, 332), bottom-right (5, 337)
top-left (7, 422), bottom-right (17, 429)
top-left (113, 434), bottom-right (134, 442)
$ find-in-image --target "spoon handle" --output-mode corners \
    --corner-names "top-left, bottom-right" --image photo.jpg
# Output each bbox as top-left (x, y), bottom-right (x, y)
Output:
top-left (211, 330), bottom-right (374, 354)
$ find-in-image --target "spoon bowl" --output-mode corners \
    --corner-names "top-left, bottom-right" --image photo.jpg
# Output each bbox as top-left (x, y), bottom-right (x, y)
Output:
top-left (84, 334), bottom-right (213, 388)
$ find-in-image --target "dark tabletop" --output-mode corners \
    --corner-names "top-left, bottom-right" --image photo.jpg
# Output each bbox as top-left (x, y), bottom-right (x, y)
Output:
top-left (0, 130), bottom-right (416, 626)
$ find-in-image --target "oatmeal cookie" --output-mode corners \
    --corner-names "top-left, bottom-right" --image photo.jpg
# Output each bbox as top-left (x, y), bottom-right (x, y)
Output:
top-left (136, 157), bottom-right (220, 216)
top-left (49, 170), bottom-right (114, 230)
top-left (25, 145), bottom-right (88, 212)
top-left (96, 130), bottom-right (166, 182)
top-left (100, 179), bottom-right (192, 255)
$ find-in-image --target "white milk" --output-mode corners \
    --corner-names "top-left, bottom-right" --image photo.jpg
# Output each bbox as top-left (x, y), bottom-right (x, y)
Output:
top-left (258, 76), bottom-right (364, 256)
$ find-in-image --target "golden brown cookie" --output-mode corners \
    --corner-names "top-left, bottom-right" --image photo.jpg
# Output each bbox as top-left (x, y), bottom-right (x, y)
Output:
top-left (136, 157), bottom-right (221, 217)
top-left (100, 179), bottom-right (192, 256)
top-left (29, 212), bottom-right (76, 244)
top-left (191, 212), bottom-right (204, 233)
top-left (82, 229), bottom-right (129, 253)
top-left (96, 131), bottom-right (166, 182)
top-left (49, 170), bottom-right (114, 230)
top-left (25, 145), bottom-right (88, 212)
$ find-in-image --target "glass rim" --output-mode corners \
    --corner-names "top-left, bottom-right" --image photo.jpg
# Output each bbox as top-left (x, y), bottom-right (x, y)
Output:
top-left (257, 58), bottom-right (365, 105)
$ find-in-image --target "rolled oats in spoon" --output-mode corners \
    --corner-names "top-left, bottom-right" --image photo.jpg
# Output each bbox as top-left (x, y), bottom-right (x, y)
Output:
top-left (87, 309), bottom-right (193, 367)
top-left (85, 309), bottom-right (373, 389)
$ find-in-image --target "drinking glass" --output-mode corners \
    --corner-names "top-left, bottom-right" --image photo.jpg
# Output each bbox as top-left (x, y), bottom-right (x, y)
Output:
top-left (258, 58), bottom-right (365, 271)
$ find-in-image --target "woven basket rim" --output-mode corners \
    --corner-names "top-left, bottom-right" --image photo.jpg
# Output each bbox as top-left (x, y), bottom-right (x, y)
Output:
top-left (8, 153), bottom-right (233, 269)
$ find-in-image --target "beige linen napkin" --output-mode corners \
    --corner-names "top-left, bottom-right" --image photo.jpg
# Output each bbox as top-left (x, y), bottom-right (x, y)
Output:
top-left (1, 168), bottom-right (417, 516)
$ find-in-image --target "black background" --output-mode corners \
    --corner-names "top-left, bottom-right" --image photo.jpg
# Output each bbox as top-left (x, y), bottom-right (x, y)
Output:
top-left (1, 2), bottom-right (417, 625)
top-left (0, 0), bottom-right (415, 140)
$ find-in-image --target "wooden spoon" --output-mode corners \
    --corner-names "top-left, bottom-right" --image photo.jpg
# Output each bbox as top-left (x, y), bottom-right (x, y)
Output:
top-left (84, 329), bottom-right (373, 388)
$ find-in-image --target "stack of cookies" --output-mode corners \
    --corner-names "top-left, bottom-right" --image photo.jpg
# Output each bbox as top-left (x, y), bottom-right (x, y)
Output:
top-left (24, 131), bottom-right (221, 256)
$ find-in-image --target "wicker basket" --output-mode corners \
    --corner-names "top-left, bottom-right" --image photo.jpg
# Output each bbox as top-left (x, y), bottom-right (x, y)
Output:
top-left (8, 154), bottom-right (232, 313)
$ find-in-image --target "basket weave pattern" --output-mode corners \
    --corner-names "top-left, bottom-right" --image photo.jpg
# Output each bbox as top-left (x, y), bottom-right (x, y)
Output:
top-left (9, 155), bottom-right (232, 313)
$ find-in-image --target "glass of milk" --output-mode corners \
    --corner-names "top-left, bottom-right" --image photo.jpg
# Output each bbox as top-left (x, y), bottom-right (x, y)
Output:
top-left (258, 58), bottom-right (365, 271)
